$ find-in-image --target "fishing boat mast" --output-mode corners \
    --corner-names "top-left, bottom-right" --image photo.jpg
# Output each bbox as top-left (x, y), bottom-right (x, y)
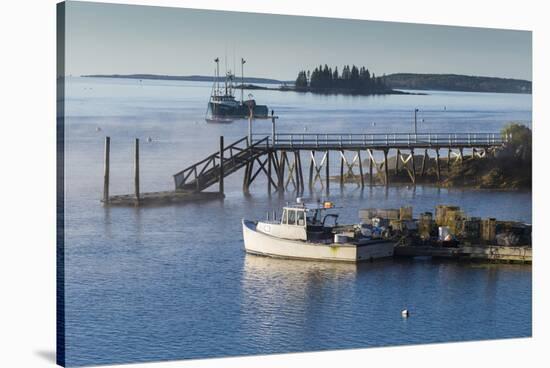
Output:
top-left (214, 57), bottom-right (220, 96)
top-left (241, 58), bottom-right (246, 103)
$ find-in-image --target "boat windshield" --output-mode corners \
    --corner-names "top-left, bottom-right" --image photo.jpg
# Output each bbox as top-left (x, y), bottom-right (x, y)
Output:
top-left (307, 209), bottom-right (322, 225)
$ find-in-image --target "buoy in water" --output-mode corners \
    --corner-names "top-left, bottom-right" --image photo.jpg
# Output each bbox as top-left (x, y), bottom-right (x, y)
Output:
top-left (147, 136), bottom-right (152, 143)
top-left (96, 127), bottom-right (101, 132)
top-left (401, 309), bottom-right (410, 318)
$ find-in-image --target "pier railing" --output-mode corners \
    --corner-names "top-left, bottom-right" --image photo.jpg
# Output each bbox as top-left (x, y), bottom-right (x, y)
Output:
top-left (251, 132), bottom-right (507, 149)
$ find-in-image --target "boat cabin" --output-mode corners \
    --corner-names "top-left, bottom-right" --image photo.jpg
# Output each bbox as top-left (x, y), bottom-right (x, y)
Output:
top-left (256, 201), bottom-right (338, 241)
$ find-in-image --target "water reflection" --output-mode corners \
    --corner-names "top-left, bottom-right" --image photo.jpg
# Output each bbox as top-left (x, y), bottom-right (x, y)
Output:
top-left (240, 254), bottom-right (360, 348)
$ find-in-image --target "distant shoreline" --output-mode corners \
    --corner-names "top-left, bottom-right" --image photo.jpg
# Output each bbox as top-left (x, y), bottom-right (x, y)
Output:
top-left (80, 73), bottom-right (532, 95)
top-left (235, 83), bottom-right (426, 96)
top-left (81, 74), bottom-right (286, 85)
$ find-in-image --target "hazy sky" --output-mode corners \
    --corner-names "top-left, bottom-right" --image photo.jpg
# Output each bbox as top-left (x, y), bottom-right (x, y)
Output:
top-left (64, 1), bottom-right (532, 81)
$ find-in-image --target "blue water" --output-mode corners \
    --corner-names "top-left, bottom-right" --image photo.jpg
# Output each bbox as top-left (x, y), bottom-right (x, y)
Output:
top-left (63, 77), bottom-right (532, 366)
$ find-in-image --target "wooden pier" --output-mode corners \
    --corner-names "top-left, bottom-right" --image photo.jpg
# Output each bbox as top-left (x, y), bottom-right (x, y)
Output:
top-left (173, 126), bottom-right (507, 194)
top-left (394, 244), bottom-right (531, 264)
top-left (101, 118), bottom-right (508, 206)
top-left (101, 137), bottom-right (224, 207)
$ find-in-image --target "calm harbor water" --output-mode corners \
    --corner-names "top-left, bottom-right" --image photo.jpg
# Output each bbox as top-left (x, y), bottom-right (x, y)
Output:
top-left (63, 77), bottom-right (532, 366)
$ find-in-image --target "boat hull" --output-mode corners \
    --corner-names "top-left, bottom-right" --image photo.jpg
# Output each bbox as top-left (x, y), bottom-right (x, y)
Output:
top-left (208, 102), bottom-right (268, 119)
top-left (242, 219), bottom-right (395, 262)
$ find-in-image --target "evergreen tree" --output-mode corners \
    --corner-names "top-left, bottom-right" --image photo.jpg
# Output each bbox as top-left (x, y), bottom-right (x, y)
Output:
top-left (295, 70), bottom-right (308, 89)
top-left (293, 64), bottom-right (389, 94)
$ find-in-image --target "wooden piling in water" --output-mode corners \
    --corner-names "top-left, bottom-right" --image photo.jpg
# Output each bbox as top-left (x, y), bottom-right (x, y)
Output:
top-left (421, 149), bottom-right (428, 177)
top-left (134, 138), bottom-right (140, 204)
top-left (339, 151), bottom-right (344, 187)
top-left (410, 148), bottom-right (416, 184)
top-left (368, 149), bottom-right (373, 185)
top-left (297, 151), bottom-right (304, 193)
top-left (435, 148), bottom-right (441, 181)
top-left (103, 136), bottom-right (110, 203)
top-left (267, 150), bottom-right (272, 193)
top-left (395, 149), bottom-right (400, 173)
top-left (383, 149), bottom-right (389, 185)
top-left (219, 136), bottom-right (224, 195)
top-left (325, 150), bottom-right (330, 191)
top-left (358, 150), bottom-right (364, 188)
top-left (308, 151), bottom-right (314, 189)
top-left (278, 151), bottom-right (286, 192)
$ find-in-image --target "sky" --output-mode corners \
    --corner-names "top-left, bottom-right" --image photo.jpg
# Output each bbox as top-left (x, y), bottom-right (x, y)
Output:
top-left (63, 1), bottom-right (532, 81)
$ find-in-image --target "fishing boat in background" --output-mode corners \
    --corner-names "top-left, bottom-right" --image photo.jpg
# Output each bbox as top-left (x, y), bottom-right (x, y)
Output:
top-left (206, 57), bottom-right (269, 122)
top-left (242, 199), bottom-right (395, 262)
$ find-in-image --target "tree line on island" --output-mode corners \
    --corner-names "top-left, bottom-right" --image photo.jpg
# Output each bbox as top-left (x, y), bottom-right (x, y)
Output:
top-left (295, 64), bottom-right (392, 94)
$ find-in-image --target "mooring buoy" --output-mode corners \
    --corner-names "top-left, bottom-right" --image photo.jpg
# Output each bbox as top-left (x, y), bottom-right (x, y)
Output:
top-left (401, 309), bottom-right (410, 318)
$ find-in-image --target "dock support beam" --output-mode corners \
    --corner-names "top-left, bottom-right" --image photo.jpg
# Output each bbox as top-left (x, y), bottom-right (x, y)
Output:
top-left (410, 148), bottom-right (416, 184)
top-left (267, 150), bottom-right (272, 193)
top-left (383, 149), bottom-right (389, 186)
top-left (339, 151), bottom-right (344, 187)
top-left (278, 151), bottom-right (286, 192)
top-left (103, 136), bottom-right (110, 203)
top-left (219, 136), bottom-right (224, 195)
top-left (421, 149), bottom-right (428, 177)
top-left (308, 151), bottom-right (314, 189)
top-left (325, 151), bottom-right (330, 192)
top-left (358, 150), bottom-right (364, 188)
top-left (435, 148), bottom-right (441, 181)
top-left (134, 138), bottom-right (140, 204)
top-left (395, 149), bottom-right (400, 174)
top-left (368, 149), bottom-right (373, 185)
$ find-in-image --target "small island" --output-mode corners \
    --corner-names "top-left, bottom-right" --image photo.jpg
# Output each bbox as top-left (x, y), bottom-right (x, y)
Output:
top-left (293, 64), bottom-right (404, 95)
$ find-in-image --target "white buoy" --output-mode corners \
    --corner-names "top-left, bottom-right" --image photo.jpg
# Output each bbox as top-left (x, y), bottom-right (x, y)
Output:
top-left (401, 309), bottom-right (409, 318)
top-left (147, 136), bottom-right (152, 143)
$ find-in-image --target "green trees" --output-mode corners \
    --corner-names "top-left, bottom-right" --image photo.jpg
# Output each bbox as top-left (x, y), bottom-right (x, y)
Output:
top-left (501, 123), bottom-right (532, 162)
top-left (295, 70), bottom-right (308, 90)
top-left (295, 64), bottom-right (389, 94)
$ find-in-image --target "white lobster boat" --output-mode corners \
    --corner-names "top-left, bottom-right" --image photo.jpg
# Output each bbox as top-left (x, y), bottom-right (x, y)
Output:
top-left (242, 200), bottom-right (395, 262)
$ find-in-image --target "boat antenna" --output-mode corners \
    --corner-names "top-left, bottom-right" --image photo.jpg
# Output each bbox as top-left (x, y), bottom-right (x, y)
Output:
top-left (224, 48), bottom-right (228, 95)
top-left (241, 58), bottom-right (246, 103)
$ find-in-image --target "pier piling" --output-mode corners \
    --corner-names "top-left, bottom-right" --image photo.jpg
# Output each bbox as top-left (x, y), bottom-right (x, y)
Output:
top-left (103, 136), bottom-right (110, 203)
top-left (383, 149), bottom-right (389, 185)
top-left (395, 149), bottom-right (400, 173)
top-left (339, 152), bottom-right (344, 187)
top-left (368, 149), bottom-right (373, 185)
top-left (134, 138), bottom-right (140, 204)
top-left (435, 148), bottom-right (441, 181)
top-left (421, 149), bottom-right (427, 177)
top-left (358, 150), bottom-right (364, 188)
top-left (325, 151), bottom-right (330, 191)
top-left (308, 151), bottom-right (314, 189)
top-left (411, 148), bottom-right (416, 184)
top-left (219, 136), bottom-right (224, 195)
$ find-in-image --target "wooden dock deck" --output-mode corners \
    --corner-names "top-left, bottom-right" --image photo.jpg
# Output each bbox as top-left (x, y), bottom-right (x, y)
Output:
top-left (394, 244), bottom-right (531, 264)
top-left (104, 190), bottom-right (223, 207)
